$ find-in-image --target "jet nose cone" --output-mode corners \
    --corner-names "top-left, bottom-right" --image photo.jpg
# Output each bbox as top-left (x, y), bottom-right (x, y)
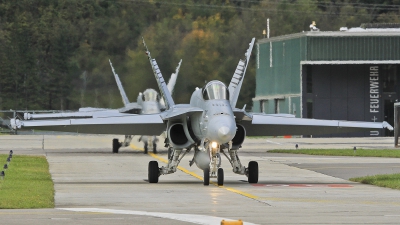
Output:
top-left (218, 126), bottom-right (230, 139)
top-left (207, 116), bottom-right (236, 144)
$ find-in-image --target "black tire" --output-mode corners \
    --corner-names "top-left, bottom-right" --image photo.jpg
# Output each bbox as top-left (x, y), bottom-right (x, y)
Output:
top-left (153, 143), bottom-right (157, 154)
top-left (217, 168), bottom-right (224, 186)
top-left (203, 168), bottom-right (210, 186)
top-left (148, 161), bottom-right (159, 183)
top-left (112, 138), bottom-right (119, 153)
top-left (144, 143), bottom-right (148, 154)
top-left (248, 161), bottom-right (259, 184)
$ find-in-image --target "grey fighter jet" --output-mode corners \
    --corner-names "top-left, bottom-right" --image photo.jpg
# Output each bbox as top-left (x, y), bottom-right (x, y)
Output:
top-left (22, 59), bottom-right (181, 154)
top-left (10, 38), bottom-right (393, 186)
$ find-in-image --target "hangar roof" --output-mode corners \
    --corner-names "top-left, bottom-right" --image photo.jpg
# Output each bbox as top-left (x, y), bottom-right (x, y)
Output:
top-left (258, 29), bottom-right (400, 44)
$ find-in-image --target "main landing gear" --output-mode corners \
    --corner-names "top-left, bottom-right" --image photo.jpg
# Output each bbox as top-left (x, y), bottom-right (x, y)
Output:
top-left (148, 161), bottom-right (159, 183)
top-left (217, 168), bottom-right (224, 186)
top-left (147, 144), bottom-right (259, 186)
top-left (112, 138), bottom-right (121, 153)
top-left (140, 136), bottom-right (158, 154)
top-left (112, 135), bottom-right (133, 153)
top-left (203, 168), bottom-right (210, 185)
top-left (247, 161), bottom-right (258, 183)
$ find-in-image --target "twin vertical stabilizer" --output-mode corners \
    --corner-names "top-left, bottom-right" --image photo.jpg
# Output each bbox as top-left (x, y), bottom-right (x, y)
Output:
top-left (142, 37), bottom-right (175, 109)
top-left (109, 59), bottom-right (130, 107)
top-left (228, 37), bottom-right (255, 108)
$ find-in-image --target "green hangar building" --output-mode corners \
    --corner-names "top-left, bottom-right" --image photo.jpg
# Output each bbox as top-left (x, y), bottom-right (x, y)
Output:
top-left (252, 24), bottom-right (400, 137)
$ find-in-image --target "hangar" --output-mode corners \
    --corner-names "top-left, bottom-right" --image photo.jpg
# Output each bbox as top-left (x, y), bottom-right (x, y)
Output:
top-left (253, 24), bottom-right (400, 137)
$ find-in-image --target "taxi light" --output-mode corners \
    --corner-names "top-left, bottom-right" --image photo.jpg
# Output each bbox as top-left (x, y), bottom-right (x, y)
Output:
top-left (211, 142), bottom-right (218, 149)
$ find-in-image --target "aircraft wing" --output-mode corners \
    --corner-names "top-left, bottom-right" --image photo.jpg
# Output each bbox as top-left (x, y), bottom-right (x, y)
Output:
top-left (241, 113), bottom-right (393, 136)
top-left (11, 114), bottom-right (166, 135)
top-left (22, 106), bottom-right (144, 120)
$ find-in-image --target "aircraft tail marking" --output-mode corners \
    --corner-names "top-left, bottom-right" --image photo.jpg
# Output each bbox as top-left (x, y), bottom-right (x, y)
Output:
top-left (142, 38), bottom-right (175, 109)
top-left (109, 59), bottom-right (130, 106)
top-left (228, 38), bottom-right (255, 108)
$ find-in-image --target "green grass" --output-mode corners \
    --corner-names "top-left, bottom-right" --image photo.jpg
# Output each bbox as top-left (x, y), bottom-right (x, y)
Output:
top-left (0, 154), bottom-right (54, 208)
top-left (268, 149), bottom-right (400, 158)
top-left (350, 174), bottom-right (400, 190)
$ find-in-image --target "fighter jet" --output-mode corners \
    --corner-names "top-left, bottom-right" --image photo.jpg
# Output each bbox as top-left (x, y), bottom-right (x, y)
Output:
top-left (10, 37), bottom-right (393, 186)
top-left (22, 59), bottom-right (182, 154)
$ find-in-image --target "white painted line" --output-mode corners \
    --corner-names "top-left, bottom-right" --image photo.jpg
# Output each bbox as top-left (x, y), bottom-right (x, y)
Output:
top-left (266, 140), bottom-right (282, 145)
top-left (58, 208), bottom-right (259, 225)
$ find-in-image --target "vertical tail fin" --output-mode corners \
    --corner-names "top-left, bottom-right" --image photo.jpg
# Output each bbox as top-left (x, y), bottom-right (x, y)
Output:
top-left (167, 59), bottom-right (182, 94)
top-left (109, 59), bottom-right (130, 106)
top-left (142, 37), bottom-right (175, 109)
top-left (160, 59), bottom-right (182, 107)
top-left (228, 37), bottom-right (255, 108)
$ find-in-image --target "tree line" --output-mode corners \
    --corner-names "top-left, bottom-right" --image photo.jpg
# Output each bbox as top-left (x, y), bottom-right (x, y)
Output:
top-left (0, 0), bottom-right (399, 111)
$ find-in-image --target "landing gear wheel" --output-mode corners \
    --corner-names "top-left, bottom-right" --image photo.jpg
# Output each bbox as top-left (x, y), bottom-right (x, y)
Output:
top-left (217, 168), bottom-right (224, 186)
top-left (203, 168), bottom-right (210, 186)
top-left (148, 161), bottom-right (159, 183)
top-left (248, 161), bottom-right (259, 184)
top-left (153, 143), bottom-right (157, 154)
top-left (112, 138), bottom-right (120, 153)
top-left (144, 143), bottom-right (148, 154)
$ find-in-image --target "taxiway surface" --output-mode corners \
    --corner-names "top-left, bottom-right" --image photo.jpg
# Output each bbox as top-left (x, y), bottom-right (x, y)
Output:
top-left (1, 135), bottom-right (400, 224)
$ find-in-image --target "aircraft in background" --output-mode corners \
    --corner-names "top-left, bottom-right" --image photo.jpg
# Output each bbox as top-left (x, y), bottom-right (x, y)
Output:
top-left (22, 59), bottom-right (182, 154)
top-left (10, 37), bottom-right (393, 186)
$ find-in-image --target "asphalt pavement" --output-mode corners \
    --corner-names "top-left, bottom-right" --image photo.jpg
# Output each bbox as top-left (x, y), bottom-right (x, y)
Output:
top-left (0, 135), bottom-right (400, 224)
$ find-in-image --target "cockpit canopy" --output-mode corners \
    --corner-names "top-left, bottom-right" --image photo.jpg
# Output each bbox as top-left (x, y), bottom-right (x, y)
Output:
top-left (202, 81), bottom-right (229, 100)
top-left (142, 89), bottom-right (160, 102)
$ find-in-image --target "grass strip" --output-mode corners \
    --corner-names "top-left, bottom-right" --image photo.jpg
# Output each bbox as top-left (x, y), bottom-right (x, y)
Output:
top-left (268, 149), bottom-right (400, 158)
top-left (0, 154), bottom-right (54, 208)
top-left (350, 174), bottom-right (400, 190)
